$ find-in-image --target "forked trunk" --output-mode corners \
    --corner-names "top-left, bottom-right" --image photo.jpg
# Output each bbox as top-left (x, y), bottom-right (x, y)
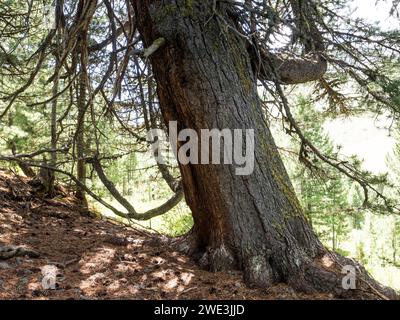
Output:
top-left (133, 0), bottom-right (398, 298)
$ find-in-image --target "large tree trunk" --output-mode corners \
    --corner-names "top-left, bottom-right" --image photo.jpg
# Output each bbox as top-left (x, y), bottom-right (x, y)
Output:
top-left (133, 0), bottom-right (398, 298)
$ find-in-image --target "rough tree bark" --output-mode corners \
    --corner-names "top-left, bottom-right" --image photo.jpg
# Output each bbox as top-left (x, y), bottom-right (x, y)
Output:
top-left (49, 35), bottom-right (60, 197)
top-left (133, 1), bottom-right (398, 298)
top-left (75, 48), bottom-right (88, 205)
top-left (74, 0), bottom-right (97, 205)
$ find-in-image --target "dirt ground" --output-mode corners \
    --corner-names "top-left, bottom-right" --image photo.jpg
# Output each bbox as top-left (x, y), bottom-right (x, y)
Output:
top-left (0, 169), bottom-right (332, 300)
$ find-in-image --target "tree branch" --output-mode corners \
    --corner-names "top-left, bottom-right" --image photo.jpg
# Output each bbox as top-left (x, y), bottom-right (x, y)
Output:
top-left (90, 155), bottom-right (184, 220)
top-left (255, 49), bottom-right (327, 84)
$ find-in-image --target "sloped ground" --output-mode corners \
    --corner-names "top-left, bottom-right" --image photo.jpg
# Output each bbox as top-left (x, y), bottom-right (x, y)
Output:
top-left (0, 169), bottom-right (330, 300)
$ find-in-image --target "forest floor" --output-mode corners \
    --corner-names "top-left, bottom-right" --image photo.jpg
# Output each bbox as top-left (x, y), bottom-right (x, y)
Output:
top-left (0, 168), bottom-right (332, 300)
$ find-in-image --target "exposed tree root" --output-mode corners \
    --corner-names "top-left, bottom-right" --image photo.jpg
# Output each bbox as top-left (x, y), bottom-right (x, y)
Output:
top-left (172, 234), bottom-right (399, 300)
top-left (0, 245), bottom-right (40, 260)
top-left (300, 252), bottom-right (400, 300)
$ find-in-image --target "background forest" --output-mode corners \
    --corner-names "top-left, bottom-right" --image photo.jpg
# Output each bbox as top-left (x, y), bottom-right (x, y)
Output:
top-left (1, 0), bottom-right (400, 296)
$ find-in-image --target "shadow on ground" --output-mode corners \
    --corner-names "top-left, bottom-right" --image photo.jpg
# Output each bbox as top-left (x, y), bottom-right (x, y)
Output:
top-left (0, 169), bottom-right (331, 300)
